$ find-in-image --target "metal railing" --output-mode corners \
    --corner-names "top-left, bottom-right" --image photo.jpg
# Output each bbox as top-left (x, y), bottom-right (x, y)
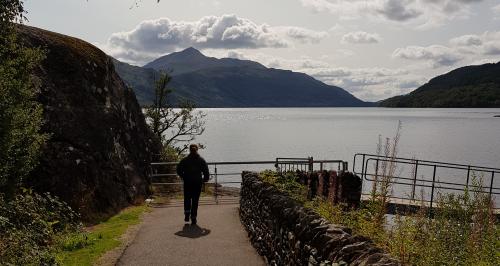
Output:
top-left (275, 157), bottom-right (348, 173)
top-left (149, 158), bottom-right (348, 203)
top-left (353, 153), bottom-right (500, 214)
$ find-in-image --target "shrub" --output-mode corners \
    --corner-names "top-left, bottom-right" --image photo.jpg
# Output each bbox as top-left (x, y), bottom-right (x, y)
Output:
top-left (0, 0), bottom-right (48, 199)
top-left (260, 170), bottom-right (307, 202)
top-left (0, 191), bottom-right (80, 265)
top-left (387, 178), bottom-right (499, 265)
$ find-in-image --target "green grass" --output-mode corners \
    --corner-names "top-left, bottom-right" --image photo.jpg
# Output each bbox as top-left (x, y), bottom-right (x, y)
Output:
top-left (55, 205), bottom-right (149, 266)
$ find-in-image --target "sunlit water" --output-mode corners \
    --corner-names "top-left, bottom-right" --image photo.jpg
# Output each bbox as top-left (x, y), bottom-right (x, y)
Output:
top-left (192, 108), bottom-right (500, 203)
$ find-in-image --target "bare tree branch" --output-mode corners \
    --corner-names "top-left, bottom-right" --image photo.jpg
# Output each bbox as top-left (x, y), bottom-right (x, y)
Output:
top-left (145, 72), bottom-right (206, 156)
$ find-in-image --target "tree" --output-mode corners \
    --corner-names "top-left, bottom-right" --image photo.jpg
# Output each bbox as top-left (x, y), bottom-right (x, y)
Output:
top-left (0, 0), bottom-right (48, 198)
top-left (145, 72), bottom-right (206, 156)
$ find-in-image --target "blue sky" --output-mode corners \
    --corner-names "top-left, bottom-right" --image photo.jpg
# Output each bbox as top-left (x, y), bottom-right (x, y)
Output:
top-left (25, 0), bottom-right (500, 101)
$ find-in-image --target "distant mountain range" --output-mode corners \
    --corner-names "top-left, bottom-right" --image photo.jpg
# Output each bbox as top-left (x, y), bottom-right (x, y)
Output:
top-left (380, 62), bottom-right (500, 108)
top-left (113, 47), bottom-right (371, 107)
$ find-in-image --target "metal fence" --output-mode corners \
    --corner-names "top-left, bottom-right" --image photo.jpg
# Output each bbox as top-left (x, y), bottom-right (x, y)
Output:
top-left (149, 158), bottom-right (348, 203)
top-left (353, 153), bottom-right (500, 214)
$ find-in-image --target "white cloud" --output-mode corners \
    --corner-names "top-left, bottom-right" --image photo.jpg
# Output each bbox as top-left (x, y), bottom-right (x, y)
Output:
top-left (392, 45), bottom-right (463, 67)
top-left (376, 0), bottom-right (422, 22)
top-left (494, 3), bottom-right (500, 19)
top-left (335, 49), bottom-right (355, 57)
top-left (275, 26), bottom-right (328, 43)
top-left (484, 42), bottom-right (500, 55)
top-left (307, 66), bottom-right (426, 100)
top-left (450, 31), bottom-right (500, 55)
top-left (341, 31), bottom-right (381, 44)
top-left (470, 58), bottom-right (500, 65)
top-left (104, 14), bottom-right (327, 64)
top-left (450, 34), bottom-right (483, 46)
top-left (226, 50), bottom-right (246, 59)
top-left (300, 0), bottom-right (486, 28)
top-left (480, 31), bottom-right (500, 55)
top-left (392, 30), bottom-right (500, 68)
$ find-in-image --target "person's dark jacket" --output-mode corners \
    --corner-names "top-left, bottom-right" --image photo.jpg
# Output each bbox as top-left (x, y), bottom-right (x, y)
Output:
top-left (176, 153), bottom-right (210, 184)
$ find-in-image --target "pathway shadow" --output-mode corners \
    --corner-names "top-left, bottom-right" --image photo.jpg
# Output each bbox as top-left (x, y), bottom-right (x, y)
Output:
top-left (175, 224), bottom-right (211, 239)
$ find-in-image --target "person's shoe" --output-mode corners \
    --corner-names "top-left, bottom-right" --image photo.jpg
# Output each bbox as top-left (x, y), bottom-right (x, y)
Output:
top-left (191, 217), bottom-right (197, 225)
top-left (184, 214), bottom-right (190, 223)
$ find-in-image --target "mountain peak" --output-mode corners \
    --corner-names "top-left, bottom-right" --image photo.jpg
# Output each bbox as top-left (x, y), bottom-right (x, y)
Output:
top-left (143, 46), bottom-right (266, 75)
top-left (143, 47), bottom-right (207, 73)
top-left (183, 46), bottom-right (201, 53)
top-left (177, 47), bottom-right (204, 58)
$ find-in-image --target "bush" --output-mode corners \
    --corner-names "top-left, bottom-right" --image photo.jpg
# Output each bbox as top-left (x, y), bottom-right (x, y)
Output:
top-left (0, 0), bottom-right (48, 199)
top-left (0, 191), bottom-right (80, 265)
top-left (387, 178), bottom-right (499, 265)
top-left (260, 170), bottom-right (307, 202)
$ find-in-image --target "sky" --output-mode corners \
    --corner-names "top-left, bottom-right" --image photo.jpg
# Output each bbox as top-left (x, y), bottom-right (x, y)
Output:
top-left (24, 0), bottom-right (500, 101)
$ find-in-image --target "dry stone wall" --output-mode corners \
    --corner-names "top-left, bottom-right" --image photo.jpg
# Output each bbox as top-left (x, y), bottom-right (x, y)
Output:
top-left (240, 172), bottom-right (398, 266)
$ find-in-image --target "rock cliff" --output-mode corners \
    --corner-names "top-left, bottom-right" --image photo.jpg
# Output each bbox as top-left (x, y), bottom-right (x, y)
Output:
top-left (17, 25), bottom-right (160, 222)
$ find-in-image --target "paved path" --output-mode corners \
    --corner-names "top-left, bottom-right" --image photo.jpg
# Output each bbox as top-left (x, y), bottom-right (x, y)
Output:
top-left (117, 197), bottom-right (265, 266)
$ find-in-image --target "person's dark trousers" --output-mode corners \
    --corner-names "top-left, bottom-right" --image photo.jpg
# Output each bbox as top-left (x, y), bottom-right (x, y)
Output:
top-left (183, 182), bottom-right (202, 220)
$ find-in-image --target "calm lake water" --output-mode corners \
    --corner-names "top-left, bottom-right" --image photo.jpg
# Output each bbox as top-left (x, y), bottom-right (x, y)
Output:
top-left (194, 108), bottom-right (500, 200)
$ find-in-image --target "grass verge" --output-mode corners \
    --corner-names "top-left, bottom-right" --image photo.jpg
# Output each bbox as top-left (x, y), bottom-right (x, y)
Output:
top-left (55, 205), bottom-right (149, 266)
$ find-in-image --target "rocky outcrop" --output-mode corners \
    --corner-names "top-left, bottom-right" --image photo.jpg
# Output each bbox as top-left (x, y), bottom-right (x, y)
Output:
top-left (17, 25), bottom-right (160, 222)
top-left (240, 172), bottom-right (398, 266)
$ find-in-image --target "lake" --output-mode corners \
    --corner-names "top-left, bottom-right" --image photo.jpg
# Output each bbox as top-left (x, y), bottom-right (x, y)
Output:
top-left (193, 108), bottom-right (500, 201)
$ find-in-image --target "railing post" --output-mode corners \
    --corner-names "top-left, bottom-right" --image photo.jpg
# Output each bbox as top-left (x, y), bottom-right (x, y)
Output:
top-left (308, 157), bottom-right (314, 173)
top-left (370, 159), bottom-right (380, 196)
top-left (466, 165), bottom-right (471, 188)
top-left (215, 164), bottom-right (218, 204)
top-left (411, 160), bottom-right (419, 200)
top-left (361, 154), bottom-right (366, 176)
top-left (352, 154), bottom-right (356, 172)
top-left (489, 171), bottom-right (494, 203)
top-left (429, 165), bottom-right (437, 218)
top-left (320, 162), bottom-right (323, 172)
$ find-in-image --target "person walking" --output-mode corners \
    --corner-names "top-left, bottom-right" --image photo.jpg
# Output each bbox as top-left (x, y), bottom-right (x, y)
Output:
top-left (176, 144), bottom-right (210, 225)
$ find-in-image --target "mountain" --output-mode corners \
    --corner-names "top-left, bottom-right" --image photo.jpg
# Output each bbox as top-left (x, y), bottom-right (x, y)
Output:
top-left (114, 48), bottom-right (371, 107)
top-left (380, 62), bottom-right (500, 108)
top-left (113, 59), bottom-right (157, 106)
top-left (144, 47), bottom-right (266, 75)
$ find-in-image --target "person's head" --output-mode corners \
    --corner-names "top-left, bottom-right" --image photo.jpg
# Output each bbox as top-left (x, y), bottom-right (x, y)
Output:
top-left (189, 144), bottom-right (199, 155)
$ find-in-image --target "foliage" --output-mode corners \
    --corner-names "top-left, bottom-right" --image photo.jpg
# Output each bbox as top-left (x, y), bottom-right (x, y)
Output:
top-left (0, 0), bottom-right (25, 24)
top-left (0, 191), bottom-right (80, 265)
top-left (144, 72), bottom-right (206, 155)
top-left (260, 170), bottom-right (308, 203)
top-left (0, 0), bottom-right (48, 198)
top-left (55, 205), bottom-right (149, 266)
top-left (367, 121), bottom-right (402, 231)
top-left (260, 170), bottom-right (499, 265)
top-left (387, 177), bottom-right (499, 265)
top-left (160, 143), bottom-right (184, 162)
top-left (381, 84), bottom-right (500, 108)
top-left (304, 197), bottom-right (389, 245)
